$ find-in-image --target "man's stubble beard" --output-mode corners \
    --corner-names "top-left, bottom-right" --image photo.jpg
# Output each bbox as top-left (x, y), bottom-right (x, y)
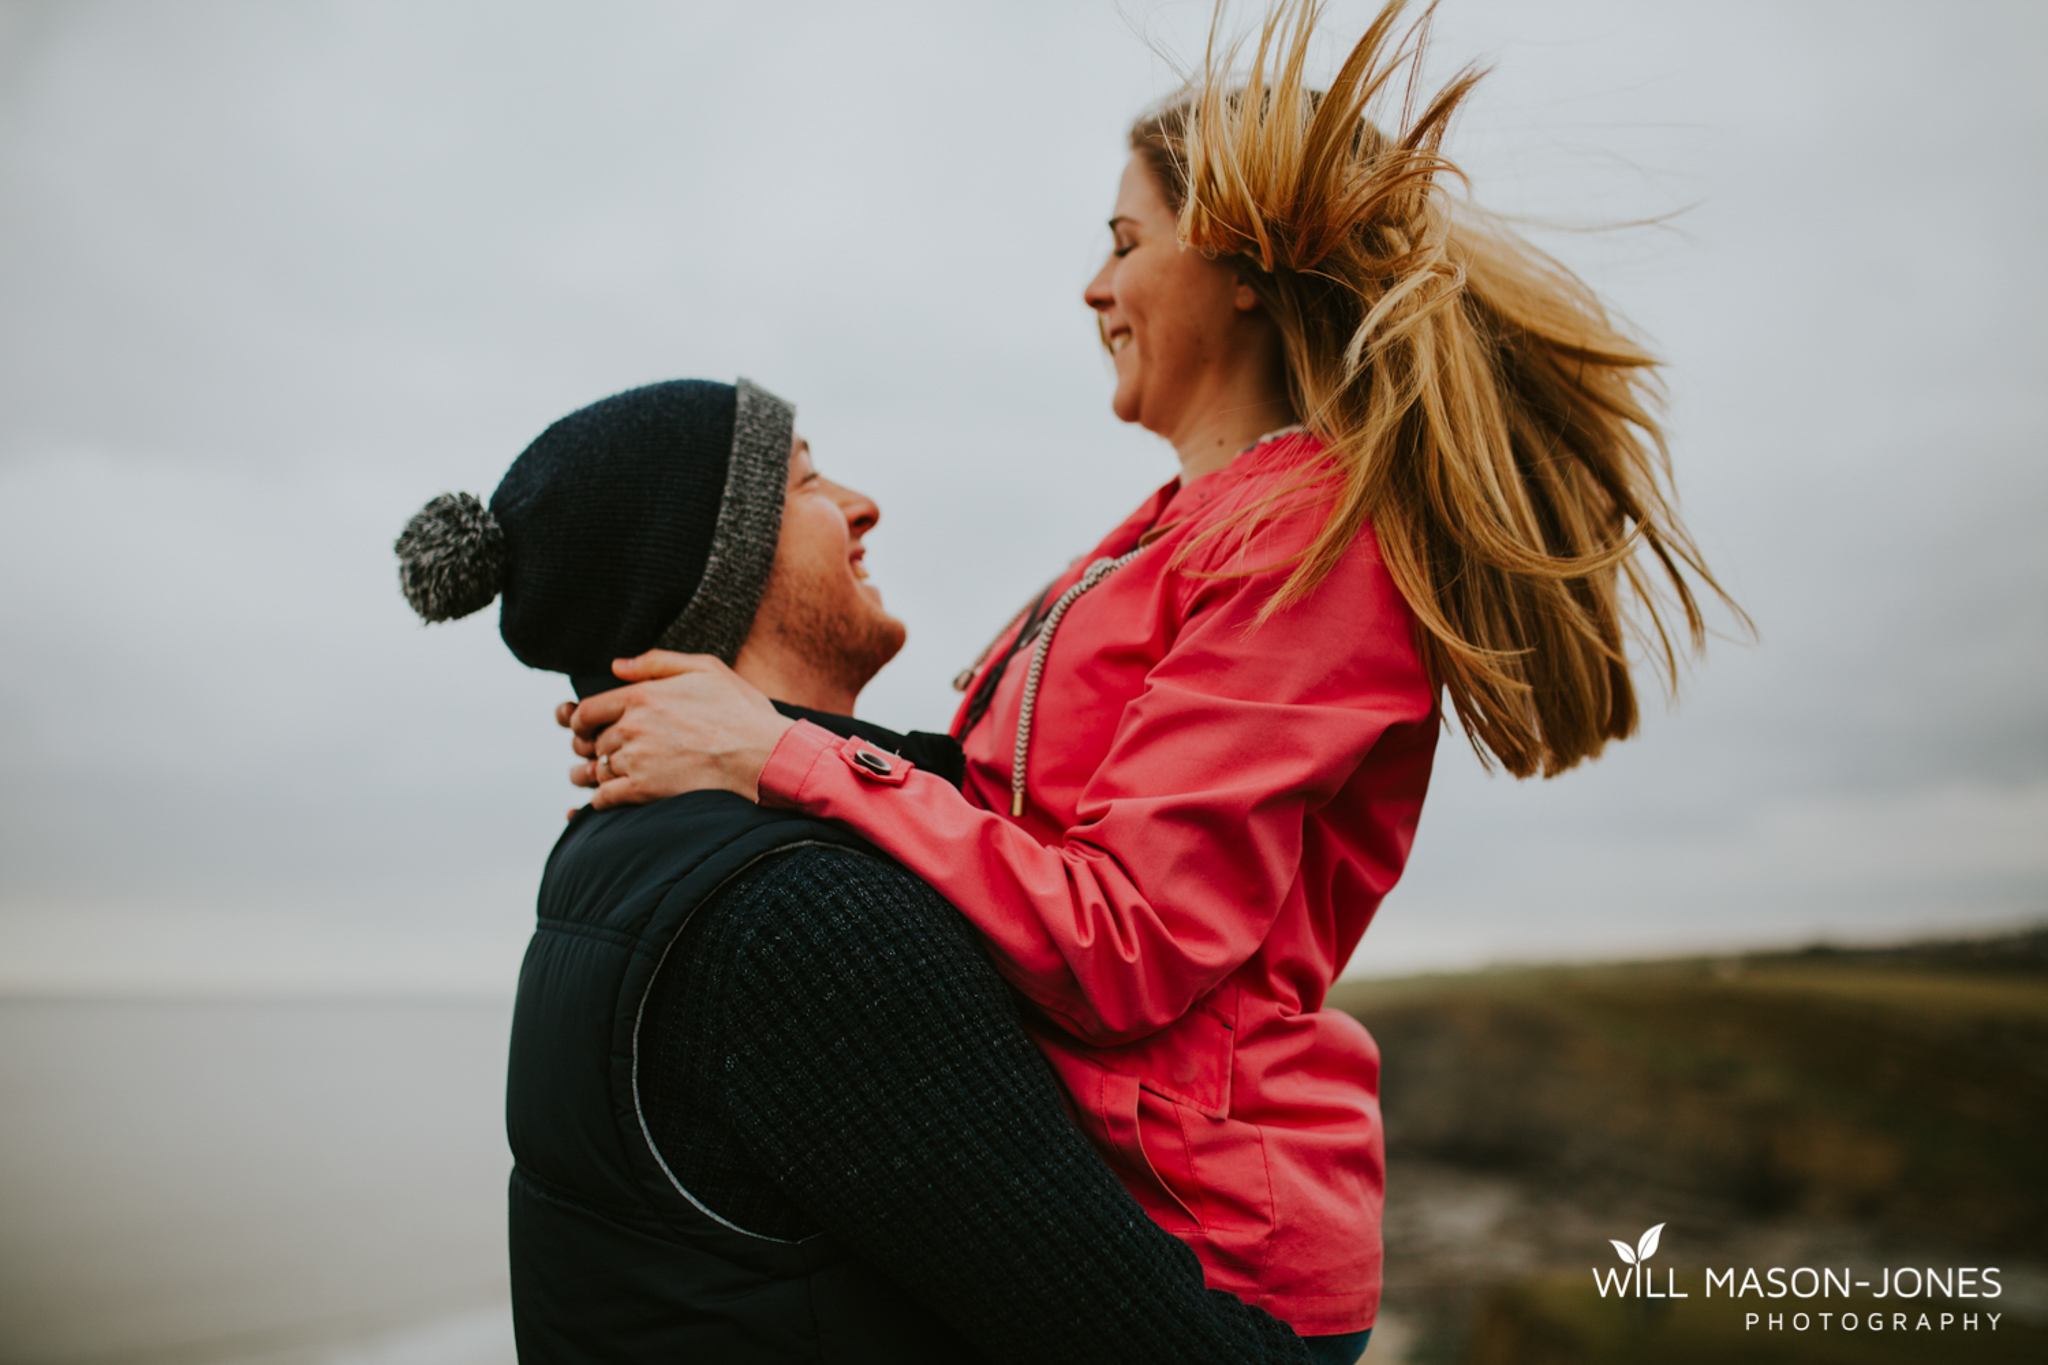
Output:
top-left (759, 554), bottom-right (906, 702)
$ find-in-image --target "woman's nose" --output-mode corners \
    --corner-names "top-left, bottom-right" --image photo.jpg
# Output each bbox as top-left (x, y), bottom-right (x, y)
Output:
top-left (1084, 257), bottom-right (1115, 314)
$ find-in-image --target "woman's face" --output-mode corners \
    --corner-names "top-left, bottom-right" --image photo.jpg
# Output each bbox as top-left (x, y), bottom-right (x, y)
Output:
top-left (1084, 154), bottom-right (1260, 439)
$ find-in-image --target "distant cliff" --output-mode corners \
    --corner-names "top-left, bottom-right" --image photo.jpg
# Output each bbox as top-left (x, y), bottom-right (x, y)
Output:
top-left (1330, 928), bottom-right (2048, 1362)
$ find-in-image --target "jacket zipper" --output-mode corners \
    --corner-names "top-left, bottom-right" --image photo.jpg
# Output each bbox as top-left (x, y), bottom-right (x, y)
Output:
top-left (1010, 546), bottom-right (1146, 817)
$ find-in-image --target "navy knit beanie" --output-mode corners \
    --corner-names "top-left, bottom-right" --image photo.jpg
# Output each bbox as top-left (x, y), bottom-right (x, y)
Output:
top-left (394, 378), bottom-right (793, 697)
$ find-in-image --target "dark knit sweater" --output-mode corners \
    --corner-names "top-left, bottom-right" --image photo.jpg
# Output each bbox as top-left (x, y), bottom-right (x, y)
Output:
top-left (638, 843), bottom-right (1309, 1365)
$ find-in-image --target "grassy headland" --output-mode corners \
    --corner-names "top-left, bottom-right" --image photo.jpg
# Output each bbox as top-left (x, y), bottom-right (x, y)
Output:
top-left (1328, 927), bottom-right (2048, 1362)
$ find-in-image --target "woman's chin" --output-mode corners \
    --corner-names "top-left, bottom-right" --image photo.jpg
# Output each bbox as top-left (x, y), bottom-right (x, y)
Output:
top-left (1110, 384), bottom-right (1142, 425)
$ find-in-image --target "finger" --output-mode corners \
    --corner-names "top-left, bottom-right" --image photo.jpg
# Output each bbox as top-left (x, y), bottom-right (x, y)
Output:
top-left (555, 701), bottom-right (576, 729)
top-left (569, 690), bottom-right (629, 737)
top-left (611, 650), bottom-right (721, 682)
top-left (570, 759), bottom-right (601, 789)
top-left (592, 731), bottom-right (638, 789)
top-left (570, 731), bottom-right (597, 759)
top-left (589, 776), bottom-right (647, 811)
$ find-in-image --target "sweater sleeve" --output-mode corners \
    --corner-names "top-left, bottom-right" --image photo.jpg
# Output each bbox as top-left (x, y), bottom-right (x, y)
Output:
top-left (757, 517), bottom-right (1431, 1043)
top-left (699, 845), bottom-right (1310, 1365)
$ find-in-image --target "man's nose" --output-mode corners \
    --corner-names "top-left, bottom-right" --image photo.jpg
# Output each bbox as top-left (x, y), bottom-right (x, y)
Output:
top-left (829, 481), bottom-right (880, 537)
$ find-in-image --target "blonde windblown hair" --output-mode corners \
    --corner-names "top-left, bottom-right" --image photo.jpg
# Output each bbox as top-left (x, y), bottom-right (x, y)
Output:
top-left (1134, 0), bottom-right (1738, 778)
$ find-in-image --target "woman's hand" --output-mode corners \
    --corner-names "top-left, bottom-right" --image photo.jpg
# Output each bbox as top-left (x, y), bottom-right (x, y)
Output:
top-left (559, 652), bottom-right (795, 810)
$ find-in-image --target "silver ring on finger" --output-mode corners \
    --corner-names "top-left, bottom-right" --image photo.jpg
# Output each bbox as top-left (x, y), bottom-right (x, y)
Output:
top-left (598, 751), bottom-right (614, 777)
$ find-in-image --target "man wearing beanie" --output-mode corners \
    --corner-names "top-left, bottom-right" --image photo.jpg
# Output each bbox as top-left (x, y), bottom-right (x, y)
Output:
top-left (396, 379), bottom-right (1309, 1365)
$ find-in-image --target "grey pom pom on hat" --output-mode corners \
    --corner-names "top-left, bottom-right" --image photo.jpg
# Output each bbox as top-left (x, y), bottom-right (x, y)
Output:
top-left (395, 492), bottom-right (508, 622)
top-left (395, 377), bottom-right (794, 696)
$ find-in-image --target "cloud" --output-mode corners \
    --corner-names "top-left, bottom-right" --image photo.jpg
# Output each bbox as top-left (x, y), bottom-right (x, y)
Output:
top-left (2, 0), bottom-right (2043, 991)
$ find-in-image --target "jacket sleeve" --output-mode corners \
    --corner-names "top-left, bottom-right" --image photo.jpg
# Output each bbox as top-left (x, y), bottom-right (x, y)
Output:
top-left (758, 523), bottom-right (1430, 1044)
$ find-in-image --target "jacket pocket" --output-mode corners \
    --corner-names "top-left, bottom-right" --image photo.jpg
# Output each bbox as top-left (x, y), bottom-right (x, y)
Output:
top-left (1090, 982), bottom-right (1238, 1118)
top-left (1100, 1070), bottom-right (1202, 1232)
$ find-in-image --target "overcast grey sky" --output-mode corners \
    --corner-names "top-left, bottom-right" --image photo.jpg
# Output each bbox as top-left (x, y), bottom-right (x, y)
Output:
top-left (2, 0), bottom-right (2043, 992)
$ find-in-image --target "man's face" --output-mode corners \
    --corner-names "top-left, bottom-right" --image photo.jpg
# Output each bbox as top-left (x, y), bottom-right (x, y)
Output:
top-left (749, 436), bottom-right (906, 699)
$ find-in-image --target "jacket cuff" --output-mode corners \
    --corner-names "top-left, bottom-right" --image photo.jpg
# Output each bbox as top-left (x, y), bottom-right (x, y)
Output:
top-left (761, 720), bottom-right (921, 811)
top-left (758, 720), bottom-right (838, 810)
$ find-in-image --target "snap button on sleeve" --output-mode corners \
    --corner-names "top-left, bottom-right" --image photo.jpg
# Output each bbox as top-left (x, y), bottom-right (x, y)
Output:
top-left (839, 741), bottom-right (911, 786)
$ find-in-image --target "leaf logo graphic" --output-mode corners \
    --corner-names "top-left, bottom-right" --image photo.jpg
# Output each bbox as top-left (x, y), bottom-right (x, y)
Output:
top-left (1609, 1223), bottom-right (1665, 1265)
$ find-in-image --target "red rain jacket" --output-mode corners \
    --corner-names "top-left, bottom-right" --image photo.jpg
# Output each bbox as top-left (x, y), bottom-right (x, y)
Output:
top-left (758, 433), bottom-right (1438, 1334)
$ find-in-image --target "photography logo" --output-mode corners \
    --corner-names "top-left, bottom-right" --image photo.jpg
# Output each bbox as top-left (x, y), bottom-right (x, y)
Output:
top-left (1608, 1223), bottom-right (1664, 1272)
top-left (1595, 1223), bottom-right (1678, 1298)
top-left (1588, 1223), bottom-right (2008, 1335)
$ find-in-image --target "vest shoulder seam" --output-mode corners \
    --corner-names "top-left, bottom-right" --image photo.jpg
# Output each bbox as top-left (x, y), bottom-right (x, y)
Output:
top-left (534, 916), bottom-right (658, 956)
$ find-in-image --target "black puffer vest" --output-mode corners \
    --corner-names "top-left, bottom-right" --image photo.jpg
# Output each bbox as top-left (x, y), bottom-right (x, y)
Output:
top-left (505, 789), bottom-right (974, 1363)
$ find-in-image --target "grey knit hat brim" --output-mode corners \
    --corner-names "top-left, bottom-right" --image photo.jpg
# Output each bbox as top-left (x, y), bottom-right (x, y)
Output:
top-left (651, 377), bottom-right (792, 663)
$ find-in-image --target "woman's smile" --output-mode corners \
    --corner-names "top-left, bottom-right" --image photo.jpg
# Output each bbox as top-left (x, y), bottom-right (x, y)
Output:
top-left (1083, 152), bottom-right (1293, 478)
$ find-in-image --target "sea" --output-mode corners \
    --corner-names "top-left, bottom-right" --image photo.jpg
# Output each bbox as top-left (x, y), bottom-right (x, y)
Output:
top-left (0, 997), bottom-right (517, 1365)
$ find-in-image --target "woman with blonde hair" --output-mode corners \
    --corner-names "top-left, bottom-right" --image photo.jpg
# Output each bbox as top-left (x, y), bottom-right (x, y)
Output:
top-left (567, 3), bottom-right (1732, 1358)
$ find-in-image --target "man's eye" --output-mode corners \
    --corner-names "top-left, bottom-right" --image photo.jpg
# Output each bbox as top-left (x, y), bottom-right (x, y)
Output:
top-left (1113, 241), bottom-right (1136, 258)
